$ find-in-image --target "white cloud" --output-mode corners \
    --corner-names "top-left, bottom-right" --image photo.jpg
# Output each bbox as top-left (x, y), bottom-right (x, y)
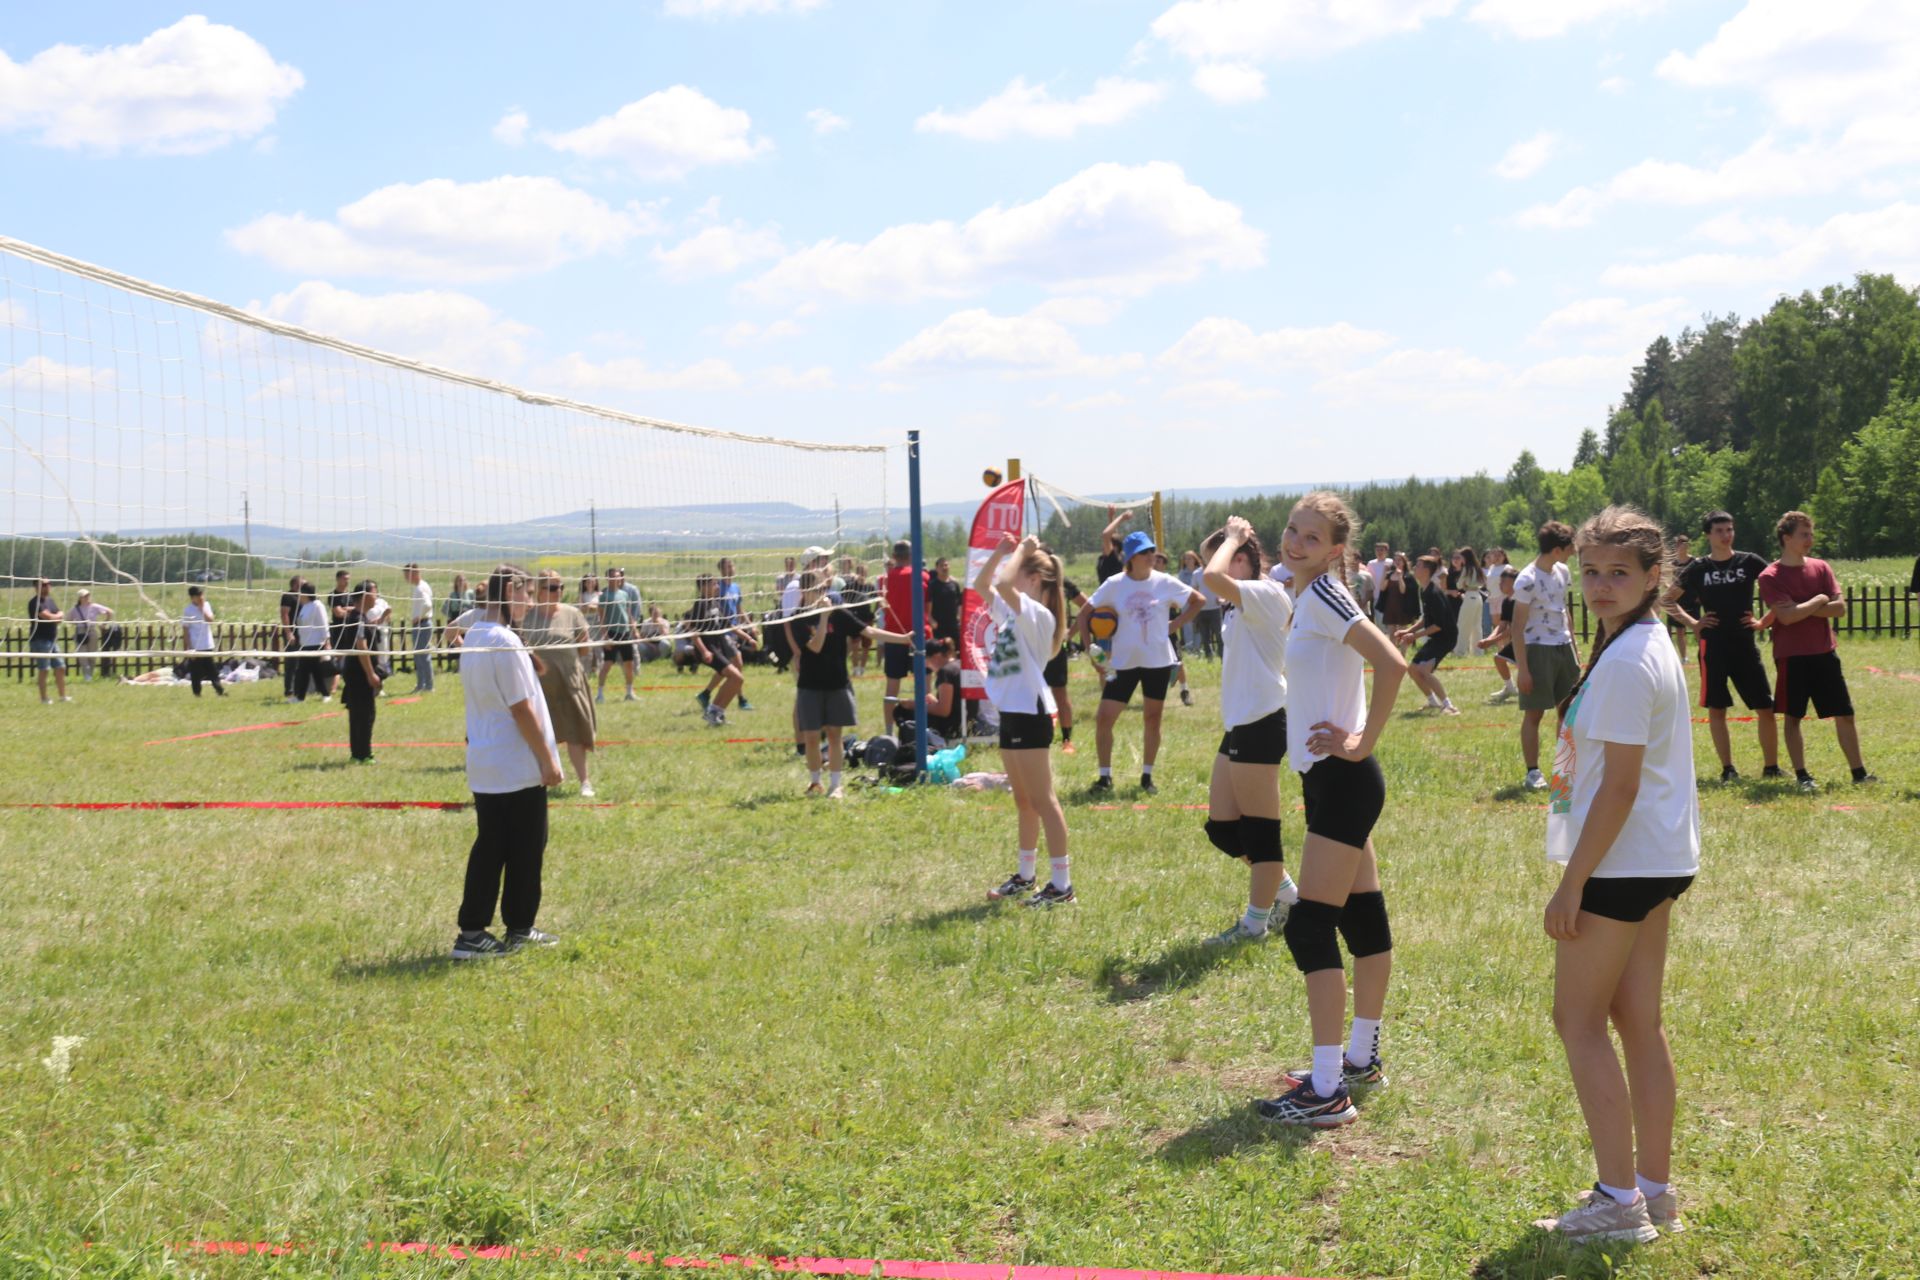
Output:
top-left (1151, 0), bottom-right (1458, 64)
top-left (759, 364), bottom-right (835, 390)
top-left (1029, 296), bottom-right (1126, 326)
top-left (653, 222), bottom-right (786, 280)
top-left (493, 108), bottom-right (530, 146)
top-left (1484, 267), bottom-right (1517, 288)
top-left (1493, 131), bottom-right (1559, 180)
top-left (917, 76), bottom-right (1165, 141)
top-left (0, 354), bottom-right (114, 396)
top-left (748, 161), bottom-right (1265, 302)
top-left (0, 15), bottom-right (301, 154)
top-left (876, 309), bottom-right (1143, 378)
top-left (718, 316), bottom-right (807, 345)
top-left (1164, 379), bottom-right (1281, 403)
top-left (226, 176), bottom-right (664, 283)
top-left (1156, 317), bottom-right (1392, 373)
top-left (1064, 391), bottom-right (1127, 411)
top-left (1513, 185), bottom-right (1602, 229)
top-left (1469, 0), bottom-right (1664, 40)
top-left (1511, 351), bottom-right (1638, 389)
top-left (1599, 75), bottom-right (1630, 93)
top-left (806, 107), bottom-right (849, 135)
top-left (536, 352), bottom-right (745, 393)
top-left (1601, 200), bottom-right (1920, 290)
top-left (537, 86), bottom-right (771, 180)
top-left (1531, 296), bottom-right (1689, 349)
top-left (1316, 346), bottom-right (1509, 407)
top-left (1190, 62), bottom-right (1268, 104)
top-left (247, 281), bottom-right (534, 374)
top-left (1691, 210), bottom-right (1800, 246)
top-left (664, 0), bottom-right (824, 13)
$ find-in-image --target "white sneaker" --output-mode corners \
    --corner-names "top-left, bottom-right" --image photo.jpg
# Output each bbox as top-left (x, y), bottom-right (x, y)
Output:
top-left (579, 782), bottom-right (596, 799)
top-left (321, 695), bottom-right (333, 704)
top-left (595, 691), bottom-right (605, 704)
top-left (623, 691), bottom-right (637, 702)
top-left (1534, 1187), bottom-right (1658, 1244)
top-left (1524, 768), bottom-right (1548, 791)
top-left (60, 695), bottom-right (73, 702)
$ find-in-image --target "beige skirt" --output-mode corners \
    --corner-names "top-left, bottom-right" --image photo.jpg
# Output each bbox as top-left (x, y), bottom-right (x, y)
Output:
top-left (540, 671), bottom-right (598, 746)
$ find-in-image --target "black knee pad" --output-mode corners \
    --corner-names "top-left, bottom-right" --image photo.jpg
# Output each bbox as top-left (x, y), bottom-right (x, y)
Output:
top-left (1283, 898), bottom-right (1344, 974)
top-left (1204, 818), bottom-right (1242, 859)
top-left (1239, 815), bottom-right (1283, 865)
top-left (1338, 890), bottom-right (1392, 958)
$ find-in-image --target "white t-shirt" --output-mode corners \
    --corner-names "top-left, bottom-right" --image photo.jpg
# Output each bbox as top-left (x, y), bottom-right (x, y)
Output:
top-left (1220, 577), bottom-right (1290, 730)
top-left (462, 620), bottom-right (556, 795)
top-left (183, 601), bottom-right (214, 652)
top-left (1086, 570), bottom-right (1192, 670)
top-left (1546, 619), bottom-right (1700, 877)
top-left (1268, 562), bottom-right (1294, 586)
top-left (984, 592), bottom-right (1058, 718)
top-left (295, 600), bottom-right (328, 647)
top-left (1365, 557), bottom-right (1391, 591)
top-left (409, 579), bottom-right (433, 622)
top-left (1285, 574), bottom-right (1368, 773)
top-left (1513, 560), bottom-right (1573, 646)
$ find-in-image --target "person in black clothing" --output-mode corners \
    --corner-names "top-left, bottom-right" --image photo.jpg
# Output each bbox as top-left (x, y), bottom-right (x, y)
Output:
top-left (1043, 576), bottom-right (1090, 753)
top-left (897, 638), bottom-right (964, 743)
top-left (689, 573), bottom-right (745, 726)
top-left (1665, 510), bottom-right (1780, 782)
top-left (278, 573), bottom-right (303, 698)
top-left (788, 569), bottom-right (913, 798)
top-left (1393, 555), bottom-right (1460, 714)
top-left (340, 582), bottom-right (387, 763)
top-left (1095, 509), bottom-right (1132, 584)
top-left (927, 557), bottom-right (964, 642)
top-left (1477, 566), bottom-right (1521, 702)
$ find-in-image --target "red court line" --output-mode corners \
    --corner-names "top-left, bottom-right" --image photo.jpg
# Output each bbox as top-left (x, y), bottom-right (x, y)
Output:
top-left (1864, 664), bottom-right (1920, 684)
top-left (14, 801), bottom-right (467, 812)
top-left (281, 737), bottom-right (775, 749)
top-left (169, 1243), bottom-right (1321, 1280)
top-left (145, 713), bottom-right (342, 745)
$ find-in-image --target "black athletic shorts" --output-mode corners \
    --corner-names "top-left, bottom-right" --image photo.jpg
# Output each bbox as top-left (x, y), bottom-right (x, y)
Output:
top-left (1102, 663), bottom-right (1175, 705)
top-left (1043, 645), bottom-right (1070, 689)
top-left (1299, 754), bottom-right (1387, 848)
top-left (1496, 642), bottom-right (1515, 663)
top-left (1218, 708), bottom-right (1287, 767)
top-left (1774, 650), bottom-right (1853, 719)
top-left (883, 643), bottom-right (914, 681)
top-left (1697, 637), bottom-right (1771, 711)
top-left (706, 638), bottom-right (739, 671)
top-left (998, 710), bottom-right (1055, 751)
top-left (1413, 635), bottom-right (1454, 668)
top-left (1579, 875), bottom-right (1693, 923)
top-left (605, 641), bottom-right (636, 663)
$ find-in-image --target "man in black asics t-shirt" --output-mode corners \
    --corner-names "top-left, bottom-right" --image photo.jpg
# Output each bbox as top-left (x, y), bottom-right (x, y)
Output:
top-left (1666, 509), bottom-right (1780, 782)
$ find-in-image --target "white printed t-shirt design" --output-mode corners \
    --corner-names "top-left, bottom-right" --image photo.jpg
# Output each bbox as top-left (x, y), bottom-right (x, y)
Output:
top-left (1086, 570), bottom-right (1193, 670)
top-left (1513, 560), bottom-right (1573, 646)
top-left (984, 592), bottom-right (1057, 717)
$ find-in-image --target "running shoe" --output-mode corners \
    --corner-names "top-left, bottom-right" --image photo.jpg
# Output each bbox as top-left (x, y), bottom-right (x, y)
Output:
top-left (1720, 764), bottom-right (1740, 783)
top-left (737, 697), bottom-right (754, 712)
top-left (1025, 882), bottom-right (1076, 908)
top-left (704, 705), bottom-right (725, 727)
top-left (827, 783), bottom-right (845, 800)
top-left (1202, 919), bottom-right (1270, 948)
top-left (579, 782), bottom-right (596, 799)
top-left (804, 781), bottom-right (824, 797)
top-left (696, 690), bottom-right (711, 711)
top-left (1088, 776), bottom-right (1114, 793)
top-left (1853, 771), bottom-right (1880, 786)
top-left (1760, 765), bottom-right (1785, 780)
top-left (988, 873), bottom-right (1035, 901)
top-left (451, 930), bottom-right (509, 960)
top-left (1139, 774), bottom-right (1158, 795)
top-left (1282, 1056), bottom-right (1386, 1090)
top-left (1524, 768), bottom-right (1548, 791)
top-left (1180, 687), bottom-right (1194, 707)
top-left (1061, 739), bottom-right (1077, 755)
top-left (623, 691), bottom-right (638, 702)
top-left (1576, 1186), bottom-right (1685, 1234)
top-left (1533, 1187), bottom-right (1658, 1244)
top-left (1797, 774), bottom-right (1819, 794)
top-left (504, 928), bottom-right (559, 951)
top-left (1488, 687), bottom-right (1514, 704)
top-left (795, 742), bottom-right (807, 757)
top-left (1440, 702), bottom-right (1461, 716)
top-left (595, 691), bottom-right (605, 704)
top-left (1253, 1078), bottom-right (1358, 1127)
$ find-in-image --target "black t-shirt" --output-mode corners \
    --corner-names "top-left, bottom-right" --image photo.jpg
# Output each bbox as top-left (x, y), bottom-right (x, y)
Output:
top-left (842, 579), bottom-right (877, 625)
top-left (328, 589), bottom-right (355, 646)
top-left (1500, 597), bottom-right (1515, 626)
top-left (1677, 551), bottom-right (1769, 645)
top-left (792, 608), bottom-right (865, 691)
top-left (339, 612), bottom-right (381, 687)
top-left (1096, 551), bottom-right (1122, 584)
top-left (29, 595), bottom-right (58, 643)
top-left (927, 575), bottom-right (963, 638)
top-left (927, 664), bottom-right (963, 740)
top-left (691, 596), bottom-right (738, 656)
top-left (1419, 579), bottom-right (1456, 644)
top-left (279, 591), bottom-right (299, 625)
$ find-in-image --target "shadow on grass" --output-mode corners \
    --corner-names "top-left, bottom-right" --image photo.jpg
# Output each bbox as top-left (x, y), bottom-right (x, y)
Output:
top-left (291, 760), bottom-right (352, 773)
top-left (1470, 1227), bottom-right (1651, 1279)
top-left (334, 952), bottom-right (456, 980)
top-left (907, 901), bottom-right (1003, 931)
top-left (1488, 784), bottom-right (1542, 804)
top-left (1095, 940), bottom-right (1241, 1003)
top-left (1154, 1108), bottom-right (1312, 1167)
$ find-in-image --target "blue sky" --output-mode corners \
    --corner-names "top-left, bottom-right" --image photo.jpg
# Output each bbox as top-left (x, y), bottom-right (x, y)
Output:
top-left (3, 0), bottom-right (1918, 510)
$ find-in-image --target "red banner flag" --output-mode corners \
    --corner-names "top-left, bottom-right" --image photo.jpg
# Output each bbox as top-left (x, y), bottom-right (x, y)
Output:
top-left (961, 478), bottom-right (1026, 698)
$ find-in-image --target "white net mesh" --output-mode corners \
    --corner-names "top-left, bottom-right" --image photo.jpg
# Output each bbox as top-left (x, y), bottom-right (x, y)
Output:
top-left (0, 236), bottom-right (893, 669)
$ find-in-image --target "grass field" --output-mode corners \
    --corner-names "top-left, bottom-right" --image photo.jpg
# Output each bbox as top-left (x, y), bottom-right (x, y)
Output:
top-left (3, 636), bottom-right (1918, 1279)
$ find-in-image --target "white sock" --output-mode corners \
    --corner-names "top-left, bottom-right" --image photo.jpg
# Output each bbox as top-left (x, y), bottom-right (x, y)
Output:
top-left (1241, 903), bottom-right (1272, 934)
top-left (1275, 873), bottom-right (1300, 906)
top-left (810, 769), bottom-right (822, 785)
top-left (1347, 1017), bottom-right (1381, 1068)
top-left (1017, 848), bottom-right (1038, 880)
top-left (1597, 1181), bottom-right (1638, 1207)
top-left (829, 770), bottom-right (843, 790)
top-left (1142, 762), bottom-right (1154, 776)
top-left (1049, 855), bottom-right (1071, 891)
top-left (1635, 1174), bottom-right (1671, 1200)
top-left (1098, 766), bottom-right (1112, 779)
top-left (1310, 1045), bottom-right (1344, 1098)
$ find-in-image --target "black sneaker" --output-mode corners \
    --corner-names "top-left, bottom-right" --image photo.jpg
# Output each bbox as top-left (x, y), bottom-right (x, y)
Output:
top-left (1025, 882), bottom-right (1076, 908)
top-left (1088, 776), bottom-right (1114, 793)
top-left (1852, 770), bottom-right (1879, 785)
top-left (451, 930), bottom-right (508, 960)
top-left (1180, 687), bottom-right (1194, 707)
top-left (1139, 774), bottom-right (1158, 795)
top-left (504, 927), bottom-right (559, 951)
top-left (1761, 765), bottom-right (1785, 780)
top-left (1719, 765), bottom-right (1739, 783)
top-left (1797, 774), bottom-right (1819, 794)
top-left (795, 742), bottom-right (808, 757)
top-left (1254, 1077), bottom-right (1359, 1127)
top-left (737, 697), bottom-right (754, 712)
top-left (695, 690), bottom-right (711, 711)
top-left (988, 873), bottom-right (1035, 901)
top-left (1283, 1056), bottom-right (1387, 1090)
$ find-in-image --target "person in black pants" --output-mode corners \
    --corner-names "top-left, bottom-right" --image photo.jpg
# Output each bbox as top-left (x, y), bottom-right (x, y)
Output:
top-left (340, 583), bottom-right (385, 763)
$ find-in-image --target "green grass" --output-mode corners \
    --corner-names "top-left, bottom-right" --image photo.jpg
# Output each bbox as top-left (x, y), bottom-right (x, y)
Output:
top-left (3, 639), bottom-right (1918, 1280)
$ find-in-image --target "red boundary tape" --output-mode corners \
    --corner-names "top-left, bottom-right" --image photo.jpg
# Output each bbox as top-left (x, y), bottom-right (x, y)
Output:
top-left (166, 1243), bottom-right (1320, 1279)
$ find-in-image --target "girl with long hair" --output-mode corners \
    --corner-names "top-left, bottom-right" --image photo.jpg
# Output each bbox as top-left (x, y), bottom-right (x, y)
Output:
top-left (1256, 492), bottom-right (1408, 1128)
top-left (1481, 547), bottom-right (1510, 636)
top-left (1452, 547), bottom-right (1485, 656)
top-left (1533, 507), bottom-right (1698, 1244)
top-left (979, 533), bottom-right (1074, 908)
top-left (1198, 517), bottom-right (1300, 946)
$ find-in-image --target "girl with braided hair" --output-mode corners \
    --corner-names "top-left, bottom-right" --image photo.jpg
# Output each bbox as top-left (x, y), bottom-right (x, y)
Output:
top-left (1533, 506), bottom-right (1700, 1245)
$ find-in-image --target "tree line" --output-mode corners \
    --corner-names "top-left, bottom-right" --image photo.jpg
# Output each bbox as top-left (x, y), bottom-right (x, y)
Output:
top-left (1, 534), bottom-right (268, 589)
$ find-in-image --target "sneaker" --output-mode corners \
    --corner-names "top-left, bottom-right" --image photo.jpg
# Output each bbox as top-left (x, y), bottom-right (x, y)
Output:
top-left (579, 782), bottom-right (596, 799)
top-left (286, 696), bottom-right (300, 705)
top-left (1180, 687), bottom-right (1194, 707)
top-left (695, 690), bottom-right (711, 711)
top-left (1760, 765), bottom-right (1785, 780)
top-left (703, 705), bottom-right (725, 727)
top-left (1524, 768), bottom-right (1548, 791)
top-left (504, 927), bottom-right (558, 951)
top-left (596, 691), bottom-right (606, 704)
top-left (1798, 774), bottom-right (1819, 794)
top-left (1719, 765), bottom-right (1740, 783)
top-left (1253, 1077), bottom-right (1359, 1128)
top-left (826, 783), bottom-right (845, 800)
top-left (1025, 882), bottom-right (1076, 908)
top-left (1533, 1186), bottom-right (1658, 1244)
top-left (451, 930), bottom-right (509, 960)
top-left (321, 695), bottom-right (332, 704)
top-left (1088, 775), bottom-right (1114, 793)
top-left (1488, 687), bottom-right (1513, 704)
top-left (795, 742), bottom-right (808, 757)
top-left (1282, 1056), bottom-right (1386, 1090)
top-left (804, 781), bottom-right (824, 797)
top-left (41, 697), bottom-right (52, 705)
top-left (623, 691), bottom-right (637, 702)
top-left (1139, 774), bottom-right (1158, 795)
top-left (1852, 770), bottom-right (1880, 786)
top-left (988, 873), bottom-right (1035, 901)
top-left (737, 697), bottom-right (754, 712)
top-left (1440, 702), bottom-right (1461, 716)
top-left (1061, 739), bottom-right (1077, 755)
top-left (1202, 919), bottom-right (1270, 948)
top-left (1576, 1186), bottom-right (1686, 1234)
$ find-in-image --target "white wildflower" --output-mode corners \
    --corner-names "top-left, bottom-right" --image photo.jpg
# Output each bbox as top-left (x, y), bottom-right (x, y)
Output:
top-left (41, 1035), bottom-right (86, 1084)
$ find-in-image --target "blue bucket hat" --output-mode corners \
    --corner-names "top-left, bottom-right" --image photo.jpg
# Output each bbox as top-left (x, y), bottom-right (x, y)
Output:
top-left (1120, 530), bottom-right (1157, 563)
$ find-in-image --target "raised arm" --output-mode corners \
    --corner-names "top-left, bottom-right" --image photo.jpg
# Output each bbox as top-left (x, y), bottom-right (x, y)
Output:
top-left (973, 530), bottom-right (1018, 600)
top-left (1201, 516), bottom-right (1253, 607)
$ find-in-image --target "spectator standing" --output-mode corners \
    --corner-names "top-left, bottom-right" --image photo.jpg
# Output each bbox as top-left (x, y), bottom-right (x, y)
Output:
top-left (1481, 547), bottom-right (1510, 635)
top-left (340, 582), bottom-right (386, 762)
top-left (1379, 553), bottom-right (1416, 635)
top-left (71, 590), bottom-right (112, 681)
top-left (1512, 522), bottom-right (1581, 792)
top-left (1665, 511), bottom-right (1780, 783)
top-left (29, 578), bottom-right (71, 703)
top-left (363, 581), bottom-right (393, 694)
top-left (880, 540), bottom-right (931, 719)
top-left (595, 567), bottom-right (641, 703)
top-left (290, 581), bottom-right (332, 703)
top-left (278, 573), bottom-right (303, 698)
top-left (790, 568), bottom-right (911, 797)
top-left (326, 568), bottom-right (354, 661)
top-left (1180, 550), bottom-right (1223, 661)
top-left (1364, 542), bottom-right (1393, 624)
top-left (576, 574), bottom-right (603, 679)
top-left (405, 563), bottom-right (435, 693)
top-left (183, 585), bottom-right (225, 697)
top-left (927, 556), bottom-right (964, 642)
top-left (1451, 547), bottom-right (1485, 657)
top-left (1758, 511), bottom-right (1875, 793)
top-left (525, 571), bottom-right (598, 797)
top-left (1096, 510), bottom-right (1132, 584)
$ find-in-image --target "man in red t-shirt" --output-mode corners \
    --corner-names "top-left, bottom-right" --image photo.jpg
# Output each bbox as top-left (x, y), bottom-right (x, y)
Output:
top-left (880, 539), bottom-right (931, 719)
top-left (1757, 510), bottom-right (1874, 792)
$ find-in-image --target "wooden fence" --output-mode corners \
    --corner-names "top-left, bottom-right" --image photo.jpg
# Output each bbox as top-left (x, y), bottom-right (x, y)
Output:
top-left (1564, 584), bottom-right (1918, 644)
top-left (1, 621), bottom-right (456, 680)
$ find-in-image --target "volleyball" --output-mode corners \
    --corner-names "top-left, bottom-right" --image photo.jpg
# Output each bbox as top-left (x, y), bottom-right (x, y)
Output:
top-left (982, 467), bottom-right (1003, 487)
top-left (1085, 605), bottom-right (1120, 641)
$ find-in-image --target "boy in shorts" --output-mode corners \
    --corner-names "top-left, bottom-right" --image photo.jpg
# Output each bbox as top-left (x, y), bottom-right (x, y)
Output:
top-left (1512, 521), bottom-right (1580, 791)
top-left (1666, 510), bottom-right (1780, 783)
top-left (1758, 511), bottom-right (1874, 793)
top-left (1393, 555), bottom-right (1459, 715)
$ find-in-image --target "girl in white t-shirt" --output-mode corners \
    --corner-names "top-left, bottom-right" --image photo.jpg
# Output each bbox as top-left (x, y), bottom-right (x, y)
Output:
top-left (1256, 492), bottom-right (1409, 1130)
top-left (1197, 517), bottom-right (1300, 947)
top-left (1533, 506), bottom-right (1700, 1246)
top-left (453, 564), bottom-right (565, 961)
top-left (976, 533), bottom-right (1073, 908)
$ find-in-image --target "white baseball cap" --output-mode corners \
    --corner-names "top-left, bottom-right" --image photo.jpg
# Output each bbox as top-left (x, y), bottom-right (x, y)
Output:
top-left (803, 545), bottom-right (832, 558)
